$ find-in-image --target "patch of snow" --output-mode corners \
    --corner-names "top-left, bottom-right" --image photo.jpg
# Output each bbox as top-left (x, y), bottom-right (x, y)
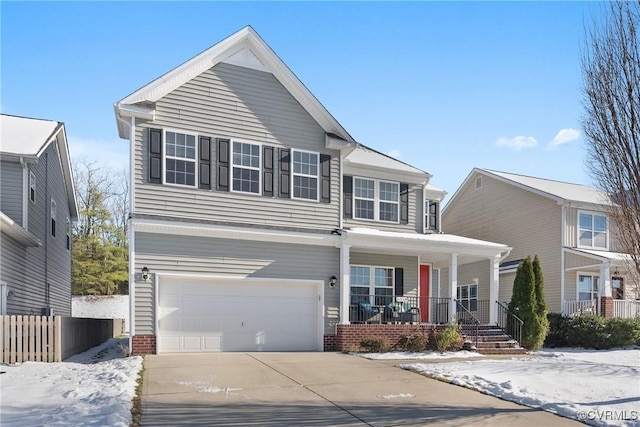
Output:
top-left (0, 338), bottom-right (142, 427)
top-left (355, 350), bottom-right (485, 360)
top-left (379, 393), bottom-right (415, 399)
top-left (72, 295), bottom-right (129, 333)
top-left (400, 348), bottom-right (640, 427)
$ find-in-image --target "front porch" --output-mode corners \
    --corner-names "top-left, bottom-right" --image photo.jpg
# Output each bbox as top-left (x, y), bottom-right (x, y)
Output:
top-left (563, 298), bottom-right (640, 318)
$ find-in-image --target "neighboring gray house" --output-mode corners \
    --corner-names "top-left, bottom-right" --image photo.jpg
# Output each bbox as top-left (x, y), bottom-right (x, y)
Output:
top-left (115, 26), bottom-right (510, 354)
top-left (0, 114), bottom-right (78, 316)
top-left (442, 168), bottom-right (639, 320)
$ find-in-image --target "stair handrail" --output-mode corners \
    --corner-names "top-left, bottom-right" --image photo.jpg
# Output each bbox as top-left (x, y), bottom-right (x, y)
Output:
top-left (454, 299), bottom-right (479, 350)
top-left (495, 301), bottom-right (523, 345)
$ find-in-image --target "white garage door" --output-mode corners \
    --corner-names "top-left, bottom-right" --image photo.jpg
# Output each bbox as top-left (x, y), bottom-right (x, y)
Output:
top-left (157, 277), bottom-right (320, 353)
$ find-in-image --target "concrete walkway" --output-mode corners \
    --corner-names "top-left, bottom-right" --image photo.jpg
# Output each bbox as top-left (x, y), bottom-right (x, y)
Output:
top-left (141, 352), bottom-right (582, 426)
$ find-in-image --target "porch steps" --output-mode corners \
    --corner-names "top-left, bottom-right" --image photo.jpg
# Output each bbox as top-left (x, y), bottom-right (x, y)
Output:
top-left (461, 326), bottom-right (527, 355)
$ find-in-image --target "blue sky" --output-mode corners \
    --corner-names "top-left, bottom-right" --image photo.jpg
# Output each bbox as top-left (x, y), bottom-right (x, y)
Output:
top-left (1, 1), bottom-right (604, 202)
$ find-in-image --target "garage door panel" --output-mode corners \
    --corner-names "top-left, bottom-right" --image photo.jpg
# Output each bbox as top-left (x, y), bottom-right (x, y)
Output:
top-left (158, 278), bottom-right (319, 352)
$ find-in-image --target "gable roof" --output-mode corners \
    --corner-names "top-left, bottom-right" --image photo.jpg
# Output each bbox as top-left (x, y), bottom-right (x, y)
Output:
top-left (1, 114), bottom-right (60, 156)
top-left (0, 114), bottom-right (78, 221)
top-left (343, 145), bottom-right (432, 184)
top-left (444, 168), bottom-right (611, 213)
top-left (114, 26), bottom-right (355, 143)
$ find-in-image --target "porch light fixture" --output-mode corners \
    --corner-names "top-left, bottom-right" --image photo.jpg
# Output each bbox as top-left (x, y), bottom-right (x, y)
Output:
top-left (141, 266), bottom-right (149, 281)
top-left (329, 276), bottom-right (337, 288)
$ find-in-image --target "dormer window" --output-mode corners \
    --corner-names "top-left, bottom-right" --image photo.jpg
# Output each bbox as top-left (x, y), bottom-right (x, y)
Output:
top-left (353, 178), bottom-right (399, 223)
top-left (578, 211), bottom-right (608, 249)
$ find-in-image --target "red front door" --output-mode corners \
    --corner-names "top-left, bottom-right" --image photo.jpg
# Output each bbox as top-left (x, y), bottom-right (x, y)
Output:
top-left (419, 265), bottom-right (430, 322)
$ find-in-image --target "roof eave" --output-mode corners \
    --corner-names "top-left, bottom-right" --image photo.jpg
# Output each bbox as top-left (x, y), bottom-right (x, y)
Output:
top-left (0, 212), bottom-right (42, 247)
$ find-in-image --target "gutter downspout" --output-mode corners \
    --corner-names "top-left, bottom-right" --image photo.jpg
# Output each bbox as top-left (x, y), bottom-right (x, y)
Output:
top-left (128, 114), bottom-right (136, 351)
top-left (338, 151), bottom-right (344, 230)
top-left (561, 205), bottom-right (566, 315)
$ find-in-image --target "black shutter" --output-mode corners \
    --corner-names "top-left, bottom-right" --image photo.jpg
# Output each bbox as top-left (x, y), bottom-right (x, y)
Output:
top-left (395, 268), bottom-right (404, 296)
top-left (263, 146), bottom-right (274, 197)
top-left (279, 148), bottom-right (290, 198)
top-left (400, 183), bottom-right (409, 224)
top-left (343, 175), bottom-right (353, 218)
top-left (199, 136), bottom-right (211, 190)
top-left (148, 128), bottom-right (162, 184)
top-left (320, 154), bottom-right (331, 203)
top-left (217, 138), bottom-right (230, 191)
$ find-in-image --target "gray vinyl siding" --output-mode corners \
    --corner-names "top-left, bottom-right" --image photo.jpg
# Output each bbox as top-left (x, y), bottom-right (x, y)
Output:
top-left (135, 232), bottom-right (339, 334)
top-left (344, 183), bottom-right (422, 234)
top-left (442, 172), bottom-right (563, 313)
top-left (0, 161), bottom-right (24, 224)
top-left (26, 143), bottom-right (72, 316)
top-left (349, 252), bottom-right (419, 295)
top-left (133, 63), bottom-right (340, 231)
top-left (1, 234), bottom-right (28, 314)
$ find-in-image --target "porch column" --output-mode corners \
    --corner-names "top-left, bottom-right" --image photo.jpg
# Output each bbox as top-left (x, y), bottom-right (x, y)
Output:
top-left (489, 254), bottom-right (500, 325)
top-left (339, 244), bottom-right (351, 324)
top-left (449, 253), bottom-right (458, 324)
top-left (599, 262), bottom-right (612, 298)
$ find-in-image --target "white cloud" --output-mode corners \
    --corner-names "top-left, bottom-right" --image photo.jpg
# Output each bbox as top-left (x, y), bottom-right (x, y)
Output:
top-left (548, 128), bottom-right (580, 149)
top-left (495, 136), bottom-right (538, 151)
top-left (67, 135), bottom-right (129, 172)
top-left (388, 149), bottom-right (402, 159)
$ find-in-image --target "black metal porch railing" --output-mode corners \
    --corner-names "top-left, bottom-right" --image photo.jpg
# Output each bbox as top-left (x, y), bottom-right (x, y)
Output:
top-left (349, 295), bottom-right (452, 325)
top-left (496, 301), bottom-right (523, 344)
top-left (455, 299), bottom-right (479, 349)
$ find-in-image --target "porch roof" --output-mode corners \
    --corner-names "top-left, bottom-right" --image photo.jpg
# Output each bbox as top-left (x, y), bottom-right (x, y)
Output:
top-left (343, 227), bottom-right (511, 267)
top-left (565, 247), bottom-right (633, 265)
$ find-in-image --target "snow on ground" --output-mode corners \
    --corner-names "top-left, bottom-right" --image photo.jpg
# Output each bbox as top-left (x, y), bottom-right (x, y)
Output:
top-left (72, 295), bottom-right (130, 333)
top-left (356, 350), bottom-right (485, 360)
top-left (0, 338), bottom-right (142, 427)
top-left (400, 348), bottom-right (640, 427)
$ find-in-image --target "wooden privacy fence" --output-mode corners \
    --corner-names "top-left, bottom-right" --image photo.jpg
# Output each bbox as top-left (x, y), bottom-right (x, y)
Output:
top-left (1, 315), bottom-right (117, 364)
top-left (1, 315), bottom-right (61, 364)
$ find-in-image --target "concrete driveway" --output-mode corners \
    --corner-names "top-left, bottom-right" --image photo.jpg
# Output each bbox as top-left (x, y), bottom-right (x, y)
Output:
top-left (141, 352), bottom-right (581, 426)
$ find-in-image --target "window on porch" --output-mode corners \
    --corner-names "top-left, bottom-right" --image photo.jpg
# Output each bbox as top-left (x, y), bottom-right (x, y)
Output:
top-left (350, 265), bottom-right (394, 305)
top-left (456, 283), bottom-right (478, 311)
top-left (578, 274), bottom-right (599, 300)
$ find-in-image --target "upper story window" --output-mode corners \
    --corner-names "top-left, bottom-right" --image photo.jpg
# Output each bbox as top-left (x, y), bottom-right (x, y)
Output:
top-left (292, 150), bottom-right (319, 201)
top-left (578, 211), bottom-right (608, 249)
top-left (232, 141), bottom-right (261, 194)
top-left (425, 200), bottom-right (439, 233)
top-left (50, 198), bottom-right (57, 238)
top-left (29, 171), bottom-right (36, 202)
top-left (353, 178), bottom-right (399, 223)
top-left (165, 131), bottom-right (196, 187)
top-left (65, 218), bottom-right (71, 250)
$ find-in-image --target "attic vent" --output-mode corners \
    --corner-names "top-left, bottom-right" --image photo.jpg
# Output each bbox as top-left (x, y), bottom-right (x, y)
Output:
top-left (475, 176), bottom-right (482, 189)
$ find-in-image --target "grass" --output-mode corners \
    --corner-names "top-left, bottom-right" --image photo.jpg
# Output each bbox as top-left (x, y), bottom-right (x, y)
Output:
top-left (129, 357), bottom-right (145, 427)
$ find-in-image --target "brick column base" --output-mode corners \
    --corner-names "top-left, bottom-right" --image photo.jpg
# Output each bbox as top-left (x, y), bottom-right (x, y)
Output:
top-left (600, 296), bottom-right (613, 318)
top-left (131, 334), bottom-right (157, 355)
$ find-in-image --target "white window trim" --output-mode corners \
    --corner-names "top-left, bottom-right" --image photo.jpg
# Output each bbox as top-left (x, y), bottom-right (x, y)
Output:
top-left (65, 217), bottom-right (71, 251)
top-left (291, 148), bottom-right (320, 202)
top-left (576, 272), bottom-right (600, 301)
top-left (350, 264), bottom-right (395, 295)
top-left (456, 283), bottom-right (478, 310)
top-left (29, 171), bottom-right (36, 203)
top-left (230, 139), bottom-right (262, 196)
top-left (162, 128), bottom-right (199, 188)
top-left (577, 210), bottom-right (609, 250)
top-left (352, 177), bottom-right (400, 223)
top-left (424, 199), bottom-right (439, 233)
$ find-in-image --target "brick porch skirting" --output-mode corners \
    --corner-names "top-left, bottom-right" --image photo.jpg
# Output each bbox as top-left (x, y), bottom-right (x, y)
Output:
top-left (335, 324), bottom-right (436, 352)
top-left (131, 334), bottom-right (157, 355)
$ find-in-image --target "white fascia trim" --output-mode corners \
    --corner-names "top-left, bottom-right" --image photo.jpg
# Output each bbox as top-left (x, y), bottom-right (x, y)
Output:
top-left (344, 163), bottom-right (427, 186)
top-left (116, 26), bottom-right (354, 143)
top-left (343, 231), bottom-right (510, 258)
top-left (0, 211), bottom-right (42, 247)
top-left (132, 218), bottom-right (341, 247)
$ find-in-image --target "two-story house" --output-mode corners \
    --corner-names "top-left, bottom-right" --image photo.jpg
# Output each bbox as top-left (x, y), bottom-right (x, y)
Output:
top-left (0, 114), bottom-right (78, 316)
top-left (442, 168), bottom-right (639, 320)
top-left (114, 26), bottom-right (511, 355)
